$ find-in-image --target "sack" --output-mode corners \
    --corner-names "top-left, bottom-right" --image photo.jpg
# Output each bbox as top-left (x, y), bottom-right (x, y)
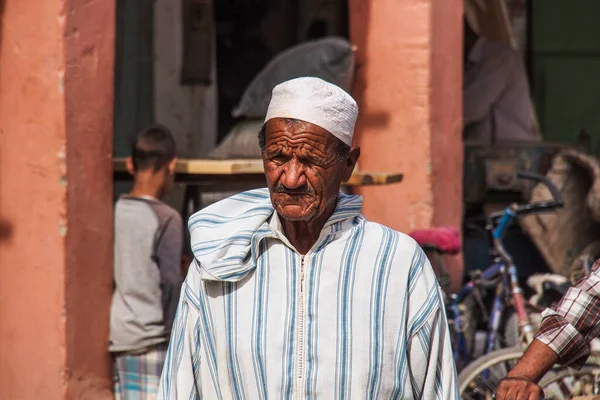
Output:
top-left (208, 120), bottom-right (263, 160)
top-left (519, 150), bottom-right (600, 276)
top-left (232, 37), bottom-right (355, 119)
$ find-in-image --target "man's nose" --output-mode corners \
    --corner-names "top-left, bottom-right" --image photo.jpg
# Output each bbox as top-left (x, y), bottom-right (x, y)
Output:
top-left (280, 159), bottom-right (307, 189)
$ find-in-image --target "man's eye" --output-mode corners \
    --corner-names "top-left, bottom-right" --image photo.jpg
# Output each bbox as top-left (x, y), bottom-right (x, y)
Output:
top-left (301, 158), bottom-right (322, 166)
top-left (270, 155), bottom-right (288, 163)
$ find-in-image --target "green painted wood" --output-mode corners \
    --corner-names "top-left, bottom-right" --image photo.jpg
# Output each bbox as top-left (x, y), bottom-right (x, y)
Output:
top-left (532, 57), bottom-right (600, 149)
top-left (532, 0), bottom-right (600, 53)
top-left (113, 0), bottom-right (154, 158)
top-left (113, 0), bottom-right (156, 200)
top-left (531, 0), bottom-right (600, 155)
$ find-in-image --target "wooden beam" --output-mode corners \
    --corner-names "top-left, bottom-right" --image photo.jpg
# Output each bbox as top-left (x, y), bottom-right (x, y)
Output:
top-left (113, 158), bottom-right (403, 186)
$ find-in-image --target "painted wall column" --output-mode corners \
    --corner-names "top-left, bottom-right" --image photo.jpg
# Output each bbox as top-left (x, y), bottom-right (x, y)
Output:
top-left (349, 0), bottom-right (464, 290)
top-left (0, 0), bottom-right (115, 398)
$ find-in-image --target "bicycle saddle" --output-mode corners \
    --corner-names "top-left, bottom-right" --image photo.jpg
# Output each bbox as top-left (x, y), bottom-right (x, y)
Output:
top-left (409, 226), bottom-right (461, 255)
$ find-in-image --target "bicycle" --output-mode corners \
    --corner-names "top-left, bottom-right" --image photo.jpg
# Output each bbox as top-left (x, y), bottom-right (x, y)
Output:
top-left (457, 171), bottom-right (600, 398)
top-left (412, 171), bottom-right (562, 372)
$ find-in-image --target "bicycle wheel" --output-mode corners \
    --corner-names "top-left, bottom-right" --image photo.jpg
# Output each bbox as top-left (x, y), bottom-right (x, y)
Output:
top-left (496, 304), bottom-right (542, 350)
top-left (459, 347), bottom-right (523, 398)
top-left (539, 354), bottom-right (600, 399)
top-left (496, 310), bottom-right (520, 349)
top-left (459, 347), bottom-right (600, 399)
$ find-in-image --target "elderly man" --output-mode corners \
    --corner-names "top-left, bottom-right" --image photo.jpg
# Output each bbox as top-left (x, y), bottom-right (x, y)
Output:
top-left (157, 77), bottom-right (459, 399)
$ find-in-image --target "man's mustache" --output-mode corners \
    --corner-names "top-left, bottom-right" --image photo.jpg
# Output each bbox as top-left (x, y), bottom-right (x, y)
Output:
top-left (273, 183), bottom-right (313, 195)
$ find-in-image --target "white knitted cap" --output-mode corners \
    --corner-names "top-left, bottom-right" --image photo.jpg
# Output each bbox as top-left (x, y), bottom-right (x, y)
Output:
top-left (264, 77), bottom-right (358, 146)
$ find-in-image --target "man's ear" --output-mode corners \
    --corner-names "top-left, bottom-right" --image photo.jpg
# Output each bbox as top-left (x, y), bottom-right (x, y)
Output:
top-left (342, 146), bottom-right (360, 182)
top-left (168, 158), bottom-right (177, 175)
top-left (125, 157), bottom-right (135, 176)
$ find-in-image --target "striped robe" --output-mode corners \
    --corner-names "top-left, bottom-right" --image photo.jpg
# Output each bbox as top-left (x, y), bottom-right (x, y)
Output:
top-left (158, 189), bottom-right (459, 399)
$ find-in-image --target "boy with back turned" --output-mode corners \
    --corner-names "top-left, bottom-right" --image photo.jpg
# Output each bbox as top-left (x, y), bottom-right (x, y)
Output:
top-left (109, 125), bottom-right (183, 399)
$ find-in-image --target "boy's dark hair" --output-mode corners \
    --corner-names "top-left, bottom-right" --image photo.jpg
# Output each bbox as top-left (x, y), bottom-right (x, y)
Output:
top-left (131, 124), bottom-right (177, 172)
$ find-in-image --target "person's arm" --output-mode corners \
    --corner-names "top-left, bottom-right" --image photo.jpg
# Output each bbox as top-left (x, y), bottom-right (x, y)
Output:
top-left (407, 250), bottom-right (459, 399)
top-left (506, 339), bottom-right (559, 382)
top-left (495, 340), bottom-right (558, 400)
top-left (157, 213), bottom-right (184, 335)
top-left (157, 282), bottom-right (201, 400)
top-left (496, 260), bottom-right (600, 399)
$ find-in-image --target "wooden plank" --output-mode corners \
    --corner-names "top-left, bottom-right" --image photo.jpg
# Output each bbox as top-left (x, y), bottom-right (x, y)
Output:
top-left (113, 158), bottom-right (264, 174)
top-left (113, 158), bottom-right (403, 187)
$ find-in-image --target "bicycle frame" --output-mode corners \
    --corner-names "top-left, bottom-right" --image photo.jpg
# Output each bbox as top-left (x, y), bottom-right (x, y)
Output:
top-left (491, 206), bottom-right (536, 345)
top-left (454, 170), bottom-right (565, 388)
top-left (450, 205), bottom-right (537, 367)
top-left (450, 261), bottom-right (504, 365)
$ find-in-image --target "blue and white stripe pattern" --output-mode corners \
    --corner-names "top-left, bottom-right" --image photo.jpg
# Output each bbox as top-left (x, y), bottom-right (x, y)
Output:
top-left (158, 188), bottom-right (459, 399)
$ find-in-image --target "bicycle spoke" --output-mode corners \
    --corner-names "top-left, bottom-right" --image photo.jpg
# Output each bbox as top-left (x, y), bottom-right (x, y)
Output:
top-left (556, 377), bottom-right (571, 397)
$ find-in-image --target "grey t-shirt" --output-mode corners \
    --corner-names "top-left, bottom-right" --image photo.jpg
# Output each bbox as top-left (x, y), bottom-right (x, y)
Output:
top-left (109, 196), bottom-right (183, 352)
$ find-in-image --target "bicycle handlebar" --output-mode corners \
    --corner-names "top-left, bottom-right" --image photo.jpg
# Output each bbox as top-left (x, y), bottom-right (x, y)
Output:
top-left (487, 170), bottom-right (564, 245)
top-left (517, 171), bottom-right (565, 208)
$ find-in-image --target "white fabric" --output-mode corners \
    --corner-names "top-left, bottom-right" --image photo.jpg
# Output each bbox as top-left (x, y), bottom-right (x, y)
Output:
top-left (463, 37), bottom-right (540, 144)
top-left (158, 188), bottom-right (459, 399)
top-left (265, 77), bottom-right (358, 146)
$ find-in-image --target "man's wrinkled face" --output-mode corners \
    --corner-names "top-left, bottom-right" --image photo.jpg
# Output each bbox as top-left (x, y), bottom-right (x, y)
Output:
top-left (262, 118), bottom-right (356, 222)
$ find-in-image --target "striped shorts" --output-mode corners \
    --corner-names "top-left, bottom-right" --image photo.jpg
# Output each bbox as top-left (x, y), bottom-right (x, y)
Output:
top-left (113, 344), bottom-right (167, 400)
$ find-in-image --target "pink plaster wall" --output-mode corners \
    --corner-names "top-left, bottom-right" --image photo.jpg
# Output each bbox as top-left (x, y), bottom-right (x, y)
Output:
top-left (430, 0), bottom-right (463, 228)
top-left (0, 0), bottom-right (69, 397)
top-left (0, 0), bottom-right (115, 397)
top-left (349, 0), bottom-right (436, 231)
top-left (349, 0), bottom-right (463, 290)
top-left (64, 0), bottom-right (115, 397)
top-left (430, 0), bottom-right (464, 291)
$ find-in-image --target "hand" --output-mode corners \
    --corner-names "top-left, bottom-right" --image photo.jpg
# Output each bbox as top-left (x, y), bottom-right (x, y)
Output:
top-left (495, 377), bottom-right (544, 400)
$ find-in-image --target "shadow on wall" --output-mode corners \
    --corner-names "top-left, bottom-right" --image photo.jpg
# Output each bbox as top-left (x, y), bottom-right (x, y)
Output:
top-left (0, 0), bottom-right (13, 242)
top-left (0, 217), bottom-right (12, 241)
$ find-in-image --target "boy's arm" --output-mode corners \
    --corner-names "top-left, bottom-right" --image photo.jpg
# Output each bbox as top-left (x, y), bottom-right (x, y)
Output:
top-left (157, 212), bottom-right (184, 335)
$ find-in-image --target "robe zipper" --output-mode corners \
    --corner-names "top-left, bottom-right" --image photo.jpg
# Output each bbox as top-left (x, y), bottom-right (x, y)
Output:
top-left (295, 255), bottom-right (306, 399)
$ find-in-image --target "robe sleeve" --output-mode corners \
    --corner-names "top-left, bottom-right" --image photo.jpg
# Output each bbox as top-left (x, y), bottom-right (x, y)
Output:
top-left (406, 248), bottom-right (460, 399)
